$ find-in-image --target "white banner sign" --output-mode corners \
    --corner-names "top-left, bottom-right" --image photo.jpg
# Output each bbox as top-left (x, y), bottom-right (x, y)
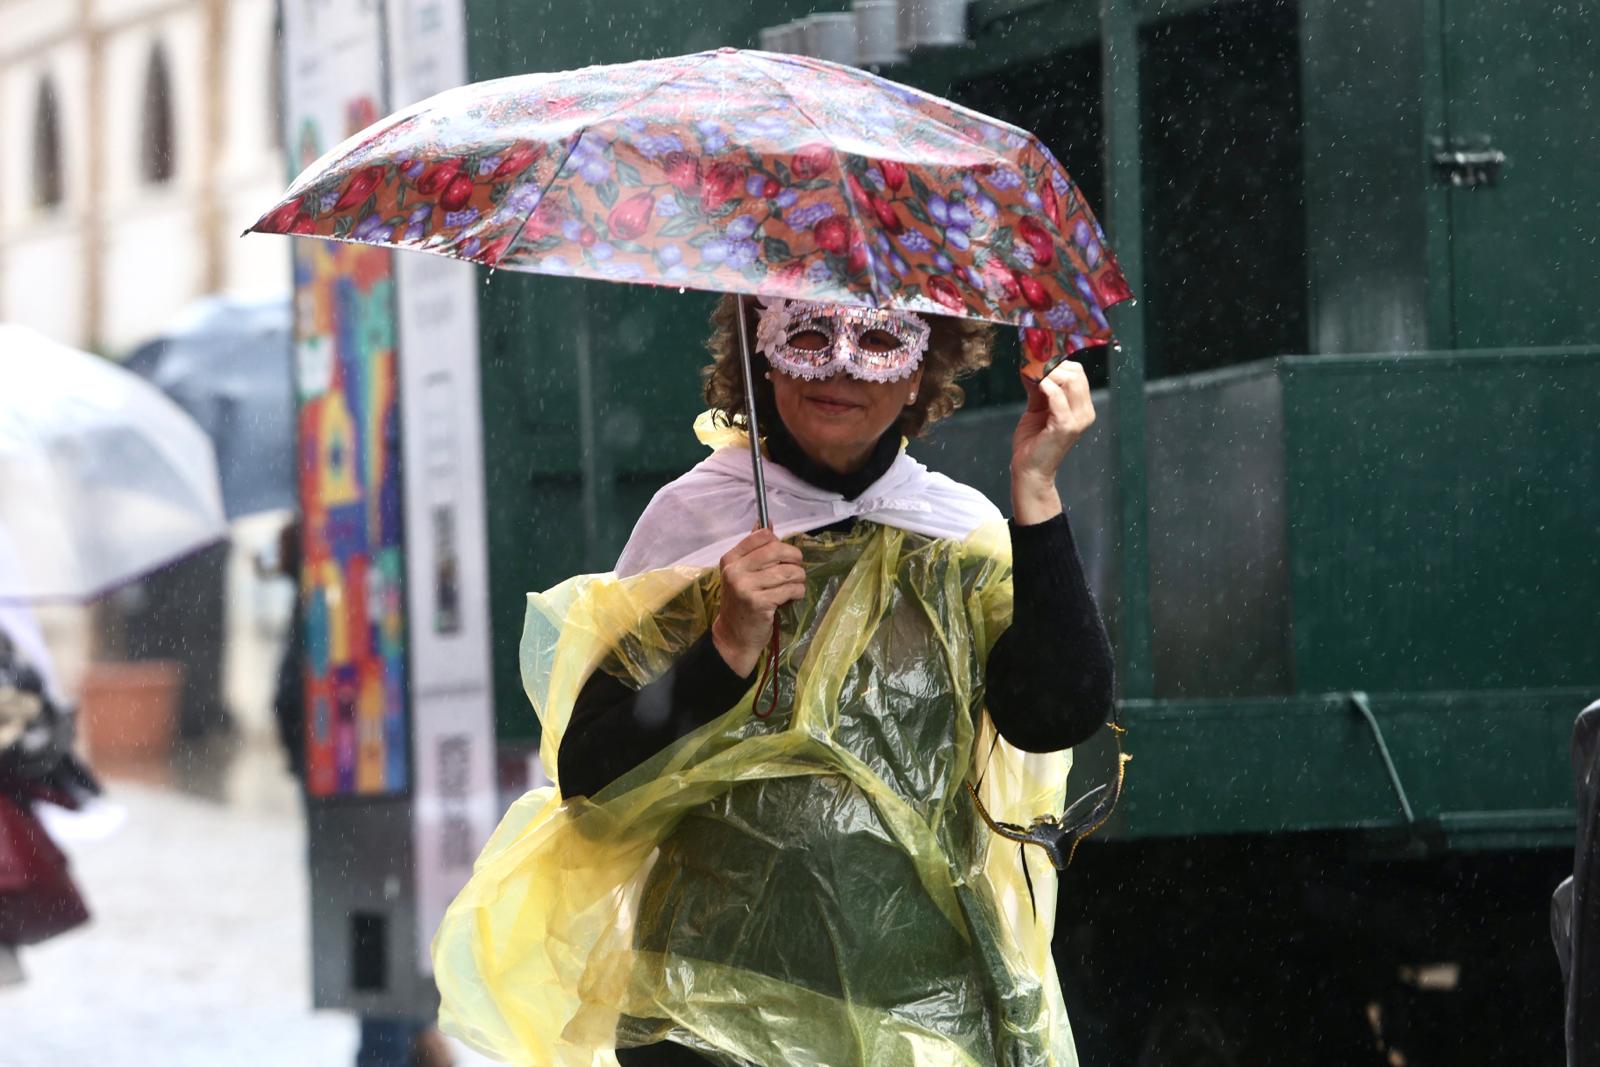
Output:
top-left (283, 0), bottom-right (387, 175)
top-left (385, 0), bottom-right (499, 974)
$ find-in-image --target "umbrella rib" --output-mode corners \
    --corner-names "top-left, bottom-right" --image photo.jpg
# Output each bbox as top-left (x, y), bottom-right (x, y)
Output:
top-left (503, 133), bottom-right (586, 259)
top-left (504, 51), bottom-right (721, 261)
top-left (737, 53), bottom-right (889, 309)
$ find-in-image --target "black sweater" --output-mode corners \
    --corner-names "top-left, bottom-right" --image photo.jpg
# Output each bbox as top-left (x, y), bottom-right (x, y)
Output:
top-left (558, 426), bottom-right (1115, 799)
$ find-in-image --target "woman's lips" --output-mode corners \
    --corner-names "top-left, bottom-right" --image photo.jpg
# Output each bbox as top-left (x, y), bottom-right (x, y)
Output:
top-left (806, 393), bottom-right (861, 413)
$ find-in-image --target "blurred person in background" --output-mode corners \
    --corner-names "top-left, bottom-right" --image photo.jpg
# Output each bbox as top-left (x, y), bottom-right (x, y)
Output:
top-left (0, 605), bottom-right (100, 986)
top-left (268, 518), bottom-right (306, 782)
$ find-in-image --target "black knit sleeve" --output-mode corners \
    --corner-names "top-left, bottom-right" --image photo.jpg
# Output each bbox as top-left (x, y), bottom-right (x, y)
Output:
top-left (982, 513), bottom-right (1115, 752)
top-left (557, 631), bottom-right (755, 800)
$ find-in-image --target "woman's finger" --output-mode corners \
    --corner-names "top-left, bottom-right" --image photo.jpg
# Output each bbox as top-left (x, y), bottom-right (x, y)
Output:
top-left (740, 583), bottom-right (803, 613)
top-left (1053, 362), bottom-right (1094, 424)
top-left (1045, 359), bottom-right (1085, 397)
top-left (739, 564), bottom-right (807, 590)
top-left (721, 528), bottom-right (776, 568)
top-left (1019, 369), bottom-right (1048, 412)
top-left (1037, 373), bottom-right (1074, 429)
top-left (769, 581), bottom-right (809, 605)
top-left (1044, 363), bottom-right (1093, 429)
top-left (743, 540), bottom-right (804, 570)
top-left (722, 531), bottom-right (797, 576)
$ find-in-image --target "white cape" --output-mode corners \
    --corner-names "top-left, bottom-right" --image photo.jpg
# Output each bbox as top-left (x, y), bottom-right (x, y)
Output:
top-left (615, 425), bottom-right (1004, 577)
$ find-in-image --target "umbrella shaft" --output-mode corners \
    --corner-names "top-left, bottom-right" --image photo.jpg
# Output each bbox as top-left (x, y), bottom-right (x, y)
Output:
top-left (736, 294), bottom-right (771, 529)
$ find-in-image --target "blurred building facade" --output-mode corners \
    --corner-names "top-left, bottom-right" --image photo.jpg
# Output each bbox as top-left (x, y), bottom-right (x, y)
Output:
top-left (0, 0), bottom-right (288, 353)
top-left (0, 0), bottom-right (296, 749)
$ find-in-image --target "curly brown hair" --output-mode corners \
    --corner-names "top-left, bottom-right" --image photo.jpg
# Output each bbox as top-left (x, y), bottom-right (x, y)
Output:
top-left (701, 294), bottom-right (994, 439)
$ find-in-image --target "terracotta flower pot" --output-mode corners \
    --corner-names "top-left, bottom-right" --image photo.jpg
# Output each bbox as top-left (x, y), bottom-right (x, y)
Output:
top-left (78, 660), bottom-right (183, 768)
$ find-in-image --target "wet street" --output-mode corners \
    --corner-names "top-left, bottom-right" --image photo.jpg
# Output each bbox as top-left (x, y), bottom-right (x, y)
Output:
top-left (5, 738), bottom-right (494, 1066)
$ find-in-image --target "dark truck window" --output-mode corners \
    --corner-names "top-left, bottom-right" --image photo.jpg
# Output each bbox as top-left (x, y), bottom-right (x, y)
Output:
top-left (1139, 0), bottom-right (1309, 378)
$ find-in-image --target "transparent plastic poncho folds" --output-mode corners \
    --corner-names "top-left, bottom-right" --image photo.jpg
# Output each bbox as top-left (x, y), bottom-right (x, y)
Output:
top-left (433, 521), bottom-right (1078, 1067)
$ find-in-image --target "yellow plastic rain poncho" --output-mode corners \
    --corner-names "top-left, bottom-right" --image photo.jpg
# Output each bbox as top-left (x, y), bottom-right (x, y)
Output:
top-left (434, 421), bottom-right (1077, 1067)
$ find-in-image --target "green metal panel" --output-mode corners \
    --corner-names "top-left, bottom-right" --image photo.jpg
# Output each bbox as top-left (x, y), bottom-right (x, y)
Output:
top-left (1283, 349), bottom-right (1600, 694)
top-left (934, 349), bottom-right (1598, 842)
top-left (934, 349), bottom-right (1600, 706)
top-left (1141, 362), bottom-right (1291, 698)
top-left (1081, 688), bottom-right (1583, 842)
top-left (1438, 0), bottom-right (1600, 349)
top-left (475, 273), bottom-right (595, 737)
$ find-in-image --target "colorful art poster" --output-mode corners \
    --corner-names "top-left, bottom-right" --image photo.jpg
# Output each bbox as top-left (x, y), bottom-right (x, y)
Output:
top-left (295, 242), bottom-right (407, 797)
top-left (285, 0), bottom-right (408, 797)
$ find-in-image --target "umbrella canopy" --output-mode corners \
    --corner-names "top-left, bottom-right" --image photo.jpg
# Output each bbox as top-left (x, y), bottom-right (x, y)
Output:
top-left (0, 325), bottom-right (227, 602)
top-left (248, 47), bottom-right (1131, 372)
top-left (124, 295), bottom-right (295, 519)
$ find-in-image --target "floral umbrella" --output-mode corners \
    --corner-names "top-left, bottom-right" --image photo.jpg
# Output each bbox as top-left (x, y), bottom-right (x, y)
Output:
top-left (248, 47), bottom-right (1131, 377)
top-left (249, 46), bottom-right (1133, 908)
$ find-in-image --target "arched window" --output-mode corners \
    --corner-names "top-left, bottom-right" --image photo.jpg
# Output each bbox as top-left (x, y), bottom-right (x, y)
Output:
top-left (31, 76), bottom-right (63, 209)
top-left (141, 43), bottom-right (175, 183)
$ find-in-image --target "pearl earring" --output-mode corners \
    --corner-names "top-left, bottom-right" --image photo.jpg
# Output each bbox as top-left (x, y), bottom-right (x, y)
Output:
top-left (763, 371), bottom-right (772, 380)
top-left (908, 391), bottom-right (918, 402)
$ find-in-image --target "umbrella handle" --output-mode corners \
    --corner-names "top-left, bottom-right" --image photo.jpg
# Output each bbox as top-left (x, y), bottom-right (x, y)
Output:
top-left (735, 293), bottom-right (771, 529)
top-left (735, 293), bottom-right (782, 718)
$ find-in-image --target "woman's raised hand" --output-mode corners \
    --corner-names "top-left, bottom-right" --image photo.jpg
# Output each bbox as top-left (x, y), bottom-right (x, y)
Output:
top-left (1010, 360), bottom-right (1096, 525)
top-left (711, 528), bottom-right (808, 678)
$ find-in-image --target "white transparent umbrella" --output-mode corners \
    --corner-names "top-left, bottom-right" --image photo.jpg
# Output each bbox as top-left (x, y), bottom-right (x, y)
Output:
top-left (0, 324), bottom-right (227, 602)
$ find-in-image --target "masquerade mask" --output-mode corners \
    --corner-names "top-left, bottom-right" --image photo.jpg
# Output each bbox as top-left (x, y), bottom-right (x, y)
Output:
top-left (755, 299), bottom-right (930, 383)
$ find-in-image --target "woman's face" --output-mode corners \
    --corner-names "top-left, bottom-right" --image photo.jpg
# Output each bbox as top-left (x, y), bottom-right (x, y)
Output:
top-left (768, 323), bottom-right (924, 473)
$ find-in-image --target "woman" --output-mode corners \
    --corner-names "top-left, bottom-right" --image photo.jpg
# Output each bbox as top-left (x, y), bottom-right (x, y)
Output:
top-left (434, 296), bottom-right (1114, 1067)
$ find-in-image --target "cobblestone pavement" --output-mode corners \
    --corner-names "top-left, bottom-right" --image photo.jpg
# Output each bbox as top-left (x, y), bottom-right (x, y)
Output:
top-left (4, 740), bottom-right (497, 1066)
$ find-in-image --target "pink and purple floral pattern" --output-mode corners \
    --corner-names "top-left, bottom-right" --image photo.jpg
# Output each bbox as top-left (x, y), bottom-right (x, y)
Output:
top-left (250, 48), bottom-right (1132, 375)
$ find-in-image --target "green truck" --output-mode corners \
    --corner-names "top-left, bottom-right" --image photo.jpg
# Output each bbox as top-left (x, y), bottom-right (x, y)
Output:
top-left (467, 0), bottom-right (1599, 1061)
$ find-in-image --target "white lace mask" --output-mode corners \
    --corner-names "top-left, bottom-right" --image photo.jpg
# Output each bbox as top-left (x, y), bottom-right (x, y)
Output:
top-left (755, 299), bottom-right (931, 383)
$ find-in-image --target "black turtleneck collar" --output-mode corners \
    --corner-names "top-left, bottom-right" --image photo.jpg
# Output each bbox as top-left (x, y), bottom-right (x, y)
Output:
top-left (762, 411), bottom-right (901, 501)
